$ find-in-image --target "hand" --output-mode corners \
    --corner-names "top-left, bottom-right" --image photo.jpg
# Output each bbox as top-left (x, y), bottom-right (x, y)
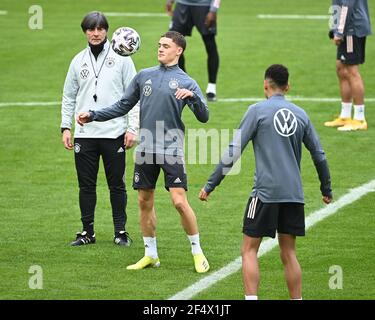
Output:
top-left (175, 88), bottom-right (193, 100)
top-left (322, 195), bottom-right (332, 204)
top-left (124, 132), bottom-right (137, 149)
top-left (166, 1), bottom-right (173, 16)
top-left (204, 11), bottom-right (216, 28)
top-left (76, 112), bottom-right (91, 126)
top-left (333, 36), bottom-right (342, 46)
top-left (199, 188), bottom-right (210, 201)
top-left (62, 129), bottom-right (73, 150)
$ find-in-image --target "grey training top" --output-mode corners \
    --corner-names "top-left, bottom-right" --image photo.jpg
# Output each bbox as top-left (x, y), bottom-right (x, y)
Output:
top-left (204, 95), bottom-right (332, 203)
top-left (90, 64), bottom-right (209, 156)
top-left (332, 0), bottom-right (371, 38)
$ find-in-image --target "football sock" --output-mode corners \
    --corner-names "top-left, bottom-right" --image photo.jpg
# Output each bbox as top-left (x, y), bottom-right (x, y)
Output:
top-left (82, 221), bottom-right (94, 236)
top-left (202, 34), bottom-right (219, 83)
top-left (143, 237), bottom-right (158, 259)
top-left (340, 102), bottom-right (352, 119)
top-left (353, 104), bottom-right (365, 121)
top-left (291, 297), bottom-right (303, 300)
top-left (187, 234), bottom-right (203, 255)
top-left (206, 83), bottom-right (216, 94)
top-left (245, 295), bottom-right (258, 300)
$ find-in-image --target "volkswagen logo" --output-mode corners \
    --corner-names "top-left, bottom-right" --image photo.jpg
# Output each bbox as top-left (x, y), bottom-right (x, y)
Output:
top-left (273, 108), bottom-right (298, 137)
top-left (143, 85), bottom-right (152, 96)
top-left (80, 69), bottom-right (89, 80)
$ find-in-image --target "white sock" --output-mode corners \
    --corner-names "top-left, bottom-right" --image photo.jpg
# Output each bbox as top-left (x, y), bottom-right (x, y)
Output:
top-left (187, 234), bottom-right (203, 255)
top-left (340, 102), bottom-right (352, 119)
top-left (143, 237), bottom-right (158, 259)
top-left (206, 83), bottom-right (216, 94)
top-left (245, 295), bottom-right (258, 300)
top-left (353, 104), bottom-right (365, 121)
top-left (291, 297), bottom-right (303, 300)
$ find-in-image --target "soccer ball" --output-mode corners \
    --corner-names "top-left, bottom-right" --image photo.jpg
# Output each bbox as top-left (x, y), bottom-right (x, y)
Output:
top-left (111, 27), bottom-right (141, 57)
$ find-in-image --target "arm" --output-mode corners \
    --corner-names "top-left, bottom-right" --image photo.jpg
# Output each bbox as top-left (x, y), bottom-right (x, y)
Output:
top-left (166, 0), bottom-right (175, 16)
top-left (183, 83), bottom-right (209, 123)
top-left (77, 75), bottom-right (140, 125)
top-left (122, 58), bottom-right (140, 149)
top-left (205, 0), bottom-right (221, 27)
top-left (331, 0), bottom-right (354, 43)
top-left (199, 105), bottom-right (257, 201)
top-left (61, 60), bottom-right (79, 150)
top-left (303, 119), bottom-right (333, 203)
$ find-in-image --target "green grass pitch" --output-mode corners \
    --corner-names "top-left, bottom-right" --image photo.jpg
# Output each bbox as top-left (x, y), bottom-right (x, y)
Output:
top-left (0, 0), bottom-right (374, 300)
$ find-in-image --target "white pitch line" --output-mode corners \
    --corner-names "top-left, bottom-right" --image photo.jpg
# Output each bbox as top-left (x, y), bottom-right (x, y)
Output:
top-left (257, 14), bottom-right (329, 20)
top-left (104, 12), bottom-right (168, 17)
top-left (0, 10), bottom-right (8, 15)
top-left (0, 101), bottom-right (60, 107)
top-left (168, 179), bottom-right (375, 300)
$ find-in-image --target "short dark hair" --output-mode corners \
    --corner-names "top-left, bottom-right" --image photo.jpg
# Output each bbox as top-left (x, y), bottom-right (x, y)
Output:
top-left (161, 31), bottom-right (186, 52)
top-left (81, 11), bottom-right (109, 33)
top-left (264, 64), bottom-right (289, 89)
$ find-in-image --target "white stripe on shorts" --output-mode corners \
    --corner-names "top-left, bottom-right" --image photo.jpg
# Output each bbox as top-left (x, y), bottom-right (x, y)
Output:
top-left (251, 197), bottom-right (258, 219)
top-left (346, 35), bottom-right (353, 53)
top-left (247, 197), bottom-right (258, 219)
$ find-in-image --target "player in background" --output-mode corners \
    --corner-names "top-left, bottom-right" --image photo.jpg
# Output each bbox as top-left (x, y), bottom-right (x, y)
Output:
top-left (166, 0), bottom-right (220, 102)
top-left (61, 11), bottom-right (139, 246)
top-left (325, 0), bottom-right (371, 131)
top-left (199, 65), bottom-right (333, 299)
top-left (76, 31), bottom-right (210, 273)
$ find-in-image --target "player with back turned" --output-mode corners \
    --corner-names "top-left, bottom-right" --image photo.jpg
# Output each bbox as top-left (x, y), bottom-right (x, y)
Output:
top-left (199, 64), bottom-right (333, 299)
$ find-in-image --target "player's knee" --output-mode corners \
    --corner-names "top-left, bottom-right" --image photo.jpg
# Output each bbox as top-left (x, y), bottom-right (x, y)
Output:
top-left (336, 64), bottom-right (347, 78)
top-left (172, 198), bottom-right (188, 212)
top-left (347, 65), bottom-right (361, 78)
top-left (138, 194), bottom-right (153, 210)
top-left (79, 185), bottom-right (96, 194)
top-left (280, 250), bottom-right (295, 265)
top-left (108, 185), bottom-right (125, 194)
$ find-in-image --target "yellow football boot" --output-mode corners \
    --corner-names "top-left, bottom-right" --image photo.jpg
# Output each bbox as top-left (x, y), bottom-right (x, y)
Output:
top-left (337, 119), bottom-right (368, 131)
top-left (126, 256), bottom-right (160, 270)
top-left (324, 117), bottom-right (351, 127)
top-left (193, 253), bottom-right (210, 273)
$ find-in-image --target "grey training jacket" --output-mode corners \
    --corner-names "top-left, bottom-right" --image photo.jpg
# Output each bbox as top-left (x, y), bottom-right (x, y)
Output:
top-left (91, 64), bottom-right (209, 156)
top-left (204, 95), bottom-right (332, 204)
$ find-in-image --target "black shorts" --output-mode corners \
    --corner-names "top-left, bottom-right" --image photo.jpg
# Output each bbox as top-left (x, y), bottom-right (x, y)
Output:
top-left (337, 36), bottom-right (366, 65)
top-left (169, 3), bottom-right (216, 36)
top-left (242, 197), bottom-right (305, 238)
top-left (133, 152), bottom-right (187, 191)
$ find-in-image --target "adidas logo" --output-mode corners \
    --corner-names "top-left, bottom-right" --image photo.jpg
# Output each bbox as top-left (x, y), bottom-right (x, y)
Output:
top-left (145, 79), bottom-right (152, 85)
top-left (144, 244), bottom-right (149, 248)
top-left (340, 55), bottom-right (346, 61)
top-left (173, 177), bottom-right (182, 183)
top-left (202, 261), bottom-right (209, 270)
top-left (117, 147), bottom-right (124, 153)
top-left (82, 63), bottom-right (88, 68)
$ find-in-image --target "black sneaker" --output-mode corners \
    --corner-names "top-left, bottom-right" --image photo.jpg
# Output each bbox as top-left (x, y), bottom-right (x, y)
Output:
top-left (206, 92), bottom-right (217, 102)
top-left (70, 231), bottom-right (96, 246)
top-left (114, 231), bottom-right (133, 246)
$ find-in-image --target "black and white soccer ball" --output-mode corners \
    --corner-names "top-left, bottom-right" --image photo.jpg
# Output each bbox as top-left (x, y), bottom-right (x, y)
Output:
top-left (111, 27), bottom-right (141, 57)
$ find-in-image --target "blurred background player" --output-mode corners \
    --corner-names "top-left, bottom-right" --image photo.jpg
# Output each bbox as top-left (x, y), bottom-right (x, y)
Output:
top-left (199, 65), bottom-right (332, 300)
top-left (166, 0), bottom-right (220, 101)
top-left (325, 0), bottom-right (371, 131)
top-left (61, 11), bottom-right (139, 246)
top-left (76, 31), bottom-right (210, 273)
